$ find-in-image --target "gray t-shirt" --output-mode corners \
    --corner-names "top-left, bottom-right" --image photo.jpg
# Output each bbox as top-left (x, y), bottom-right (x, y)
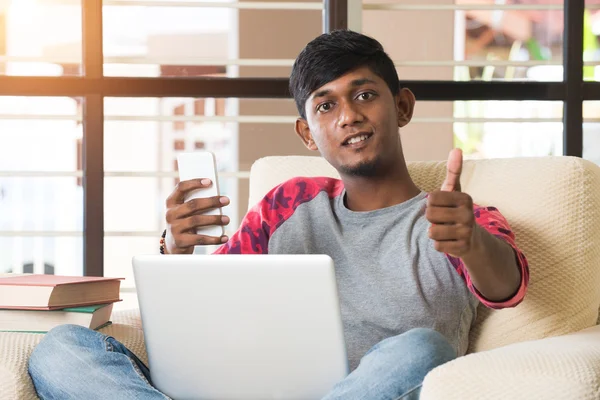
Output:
top-left (214, 177), bottom-right (526, 370)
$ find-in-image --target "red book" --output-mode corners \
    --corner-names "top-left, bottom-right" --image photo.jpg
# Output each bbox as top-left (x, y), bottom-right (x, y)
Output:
top-left (0, 275), bottom-right (122, 310)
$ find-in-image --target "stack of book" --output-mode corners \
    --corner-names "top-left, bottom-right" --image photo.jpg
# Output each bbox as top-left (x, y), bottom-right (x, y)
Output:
top-left (0, 275), bottom-right (122, 333)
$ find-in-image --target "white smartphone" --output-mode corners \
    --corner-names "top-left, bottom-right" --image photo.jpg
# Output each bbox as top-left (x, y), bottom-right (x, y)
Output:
top-left (176, 151), bottom-right (225, 238)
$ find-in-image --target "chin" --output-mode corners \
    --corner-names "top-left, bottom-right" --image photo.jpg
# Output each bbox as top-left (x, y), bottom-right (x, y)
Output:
top-left (339, 158), bottom-right (382, 177)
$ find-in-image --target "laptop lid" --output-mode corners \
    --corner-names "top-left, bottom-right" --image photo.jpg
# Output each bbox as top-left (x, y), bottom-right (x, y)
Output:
top-left (132, 254), bottom-right (349, 400)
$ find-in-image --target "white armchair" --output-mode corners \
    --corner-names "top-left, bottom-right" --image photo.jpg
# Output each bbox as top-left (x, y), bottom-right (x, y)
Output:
top-left (249, 155), bottom-right (600, 400)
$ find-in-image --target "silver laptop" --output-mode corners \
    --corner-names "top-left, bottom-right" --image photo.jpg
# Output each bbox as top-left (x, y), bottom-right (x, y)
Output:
top-left (132, 254), bottom-right (349, 400)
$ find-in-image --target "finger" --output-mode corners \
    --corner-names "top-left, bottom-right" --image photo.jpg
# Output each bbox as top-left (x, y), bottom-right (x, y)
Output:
top-left (165, 179), bottom-right (213, 208)
top-left (441, 148), bottom-right (463, 192)
top-left (173, 233), bottom-right (229, 249)
top-left (428, 224), bottom-right (472, 241)
top-left (179, 214), bottom-right (230, 233)
top-left (427, 191), bottom-right (472, 208)
top-left (425, 206), bottom-right (469, 225)
top-left (167, 196), bottom-right (230, 222)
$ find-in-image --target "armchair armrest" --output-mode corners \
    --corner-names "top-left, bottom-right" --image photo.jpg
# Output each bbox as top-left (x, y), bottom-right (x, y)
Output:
top-left (420, 325), bottom-right (600, 400)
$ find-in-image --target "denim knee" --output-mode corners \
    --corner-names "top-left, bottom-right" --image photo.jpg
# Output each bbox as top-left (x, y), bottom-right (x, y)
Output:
top-left (366, 328), bottom-right (456, 368)
top-left (28, 324), bottom-right (104, 380)
top-left (389, 328), bottom-right (456, 368)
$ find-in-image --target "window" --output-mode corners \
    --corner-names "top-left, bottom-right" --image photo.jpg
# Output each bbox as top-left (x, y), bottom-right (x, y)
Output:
top-left (0, 1), bottom-right (597, 279)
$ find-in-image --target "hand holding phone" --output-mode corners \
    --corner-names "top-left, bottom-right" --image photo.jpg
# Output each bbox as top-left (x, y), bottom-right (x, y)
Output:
top-left (163, 151), bottom-right (230, 255)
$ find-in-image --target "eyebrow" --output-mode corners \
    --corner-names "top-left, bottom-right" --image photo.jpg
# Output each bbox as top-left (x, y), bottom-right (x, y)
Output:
top-left (311, 78), bottom-right (377, 100)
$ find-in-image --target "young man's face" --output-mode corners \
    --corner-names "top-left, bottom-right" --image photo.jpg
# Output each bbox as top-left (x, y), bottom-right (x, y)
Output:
top-left (295, 66), bottom-right (414, 177)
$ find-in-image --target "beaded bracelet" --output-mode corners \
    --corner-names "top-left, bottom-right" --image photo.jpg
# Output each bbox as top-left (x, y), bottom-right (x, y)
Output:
top-left (159, 229), bottom-right (167, 254)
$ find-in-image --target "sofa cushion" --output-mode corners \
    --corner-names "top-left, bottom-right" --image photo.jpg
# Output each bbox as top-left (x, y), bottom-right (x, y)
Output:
top-left (249, 156), bottom-right (600, 353)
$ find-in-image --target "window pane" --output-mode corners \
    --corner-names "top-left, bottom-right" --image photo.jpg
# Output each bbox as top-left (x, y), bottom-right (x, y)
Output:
top-left (362, 1), bottom-right (564, 81)
top-left (0, 237), bottom-right (82, 275)
top-left (104, 97), bottom-right (239, 172)
top-left (0, 177), bottom-right (83, 275)
top-left (584, 101), bottom-right (600, 165)
top-left (0, 97), bottom-right (81, 171)
top-left (102, 1), bottom-right (322, 78)
top-left (401, 100), bottom-right (563, 160)
top-left (584, 123), bottom-right (600, 165)
top-left (0, 95), bottom-right (83, 275)
top-left (585, 2), bottom-right (600, 81)
top-left (0, 0), bottom-right (82, 76)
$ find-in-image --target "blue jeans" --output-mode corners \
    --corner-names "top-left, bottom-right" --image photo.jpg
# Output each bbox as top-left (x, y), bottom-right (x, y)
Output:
top-left (28, 325), bottom-right (455, 400)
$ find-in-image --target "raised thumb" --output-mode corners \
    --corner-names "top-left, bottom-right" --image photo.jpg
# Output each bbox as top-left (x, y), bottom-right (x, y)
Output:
top-left (441, 148), bottom-right (463, 192)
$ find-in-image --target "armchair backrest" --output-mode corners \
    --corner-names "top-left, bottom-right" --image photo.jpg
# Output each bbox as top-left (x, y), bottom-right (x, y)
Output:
top-left (248, 156), bottom-right (600, 352)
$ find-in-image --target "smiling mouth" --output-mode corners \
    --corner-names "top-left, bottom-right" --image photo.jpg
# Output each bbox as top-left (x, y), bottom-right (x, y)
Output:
top-left (343, 133), bottom-right (373, 146)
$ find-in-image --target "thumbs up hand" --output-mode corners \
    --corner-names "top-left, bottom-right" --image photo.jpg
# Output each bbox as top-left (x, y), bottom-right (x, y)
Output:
top-left (426, 149), bottom-right (480, 258)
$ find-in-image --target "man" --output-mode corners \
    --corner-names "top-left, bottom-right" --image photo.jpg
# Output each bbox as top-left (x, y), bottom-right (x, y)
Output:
top-left (28, 30), bottom-right (528, 400)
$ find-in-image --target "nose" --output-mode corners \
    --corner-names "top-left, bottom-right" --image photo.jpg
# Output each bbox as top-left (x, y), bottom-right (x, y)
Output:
top-left (336, 99), bottom-right (365, 129)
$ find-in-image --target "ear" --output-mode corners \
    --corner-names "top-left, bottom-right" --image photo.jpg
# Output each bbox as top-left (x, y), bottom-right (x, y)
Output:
top-left (395, 88), bottom-right (416, 128)
top-left (295, 118), bottom-right (319, 151)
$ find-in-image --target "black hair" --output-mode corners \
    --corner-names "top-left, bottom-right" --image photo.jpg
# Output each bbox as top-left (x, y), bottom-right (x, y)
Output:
top-left (289, 30), bottom-right (400, 119)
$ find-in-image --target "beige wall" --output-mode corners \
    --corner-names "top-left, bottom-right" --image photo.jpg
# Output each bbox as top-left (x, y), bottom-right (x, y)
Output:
top-left (237, 1), bottom-right (456, 213)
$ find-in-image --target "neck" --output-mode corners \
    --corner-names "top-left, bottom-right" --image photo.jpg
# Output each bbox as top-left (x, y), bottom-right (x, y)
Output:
top-left (341, 158), bottom-right (421, 212)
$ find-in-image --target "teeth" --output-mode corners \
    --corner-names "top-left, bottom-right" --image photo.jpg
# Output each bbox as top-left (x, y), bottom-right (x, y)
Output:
top-left (347, 135), bottom-right (368, 145)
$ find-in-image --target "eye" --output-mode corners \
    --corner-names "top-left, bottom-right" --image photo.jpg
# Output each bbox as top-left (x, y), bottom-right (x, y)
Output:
top-left (316, 102), bottom-right (333, 113)
top-left (357, 92), bottom-right (376, 101)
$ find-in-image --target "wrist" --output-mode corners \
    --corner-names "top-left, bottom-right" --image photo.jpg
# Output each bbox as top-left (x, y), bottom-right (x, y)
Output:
top-left (159, 230), bottom-right (168, 254)
top-left (460, 224), bottom-right (486, 264)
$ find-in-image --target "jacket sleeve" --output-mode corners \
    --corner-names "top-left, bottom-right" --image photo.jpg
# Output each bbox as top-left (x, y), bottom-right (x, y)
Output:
top-left (447, 205), bottom-right (530, 309)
